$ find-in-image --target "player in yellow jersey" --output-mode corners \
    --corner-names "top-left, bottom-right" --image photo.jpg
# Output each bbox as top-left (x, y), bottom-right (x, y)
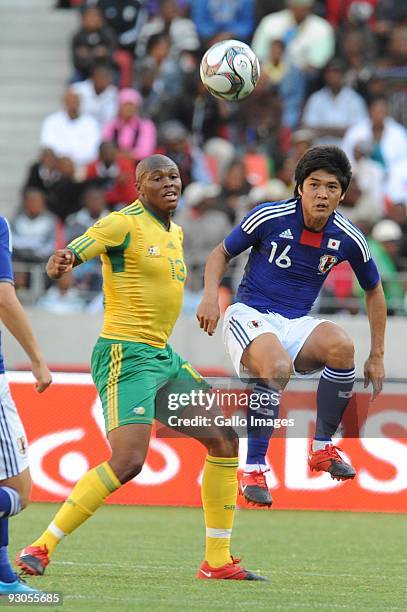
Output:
top-left (16, 155), bottom-right (267, 581)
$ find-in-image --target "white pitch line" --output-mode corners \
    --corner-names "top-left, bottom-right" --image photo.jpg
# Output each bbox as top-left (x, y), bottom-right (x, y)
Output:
top-left (52, 561), bottom-right (406, 579)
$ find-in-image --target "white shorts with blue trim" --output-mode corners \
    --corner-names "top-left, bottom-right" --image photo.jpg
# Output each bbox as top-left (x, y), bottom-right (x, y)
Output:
top-left (0, 374), bottom-right (29, 480)
top-left (223, 303), bottom-right (328, 379)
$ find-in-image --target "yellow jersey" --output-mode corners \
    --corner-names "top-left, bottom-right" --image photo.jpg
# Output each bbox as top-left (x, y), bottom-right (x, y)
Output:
top-left (68, 200), bottom-right (186, 348)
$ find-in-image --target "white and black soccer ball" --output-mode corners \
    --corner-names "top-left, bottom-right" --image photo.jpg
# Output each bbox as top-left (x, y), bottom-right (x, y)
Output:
top-left (200, 39), bottom-right (260, 101)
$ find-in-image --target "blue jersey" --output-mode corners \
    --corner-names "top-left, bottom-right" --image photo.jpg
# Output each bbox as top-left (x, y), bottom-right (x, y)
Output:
top-left (223, 198), bottom-right (380, 319)
top-left (0, 217), bottom-right (14, 374)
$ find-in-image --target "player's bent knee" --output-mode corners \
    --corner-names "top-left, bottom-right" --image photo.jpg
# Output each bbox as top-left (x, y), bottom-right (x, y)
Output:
top-left (256, 359), bottom-right (292, 384)
top-left (109, 456), bottom-right (145, 484)
top-left (326, 334), bottom-right (355, 365)
top-left (20, 494), bottom-right (30, 510)
top-left (208, 435), bottom-right (239, 458)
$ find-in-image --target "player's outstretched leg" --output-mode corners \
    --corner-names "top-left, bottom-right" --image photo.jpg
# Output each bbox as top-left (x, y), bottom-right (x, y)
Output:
top-left (17, 423), bottom-right (151, 576)
top-left (196, 434), bottom-right (269, 581)
top-left (237, 334), bottom-right (291, 507)
top-left (302, 325), bottom-right (357, 480)
top-left (309, 366), bottom-right (356, 480)
top-left (241, 382), bottom-right (281, 507)
top-left (16, 461), bottom-right (122, 576)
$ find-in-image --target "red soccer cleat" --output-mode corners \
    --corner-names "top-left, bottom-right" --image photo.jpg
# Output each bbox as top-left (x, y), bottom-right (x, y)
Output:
top-left (197, 556), bottom-right (269, 581)
top-left (308, 444), bottom-right (356, 480)
top-left (15, 546), bottom-right (50, 576)
top-left (239, 468), bottom-right (272, 506)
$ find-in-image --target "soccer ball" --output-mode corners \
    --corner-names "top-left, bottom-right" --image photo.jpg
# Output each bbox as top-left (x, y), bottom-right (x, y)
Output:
top-left (200, 39), bottom-right (260, 101)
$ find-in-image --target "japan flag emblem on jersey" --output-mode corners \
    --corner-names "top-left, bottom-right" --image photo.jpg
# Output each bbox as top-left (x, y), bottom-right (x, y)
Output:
top-left (318, 254), bottom-right (338, 274)
top-left (328, 238), bottom-right (341, 250)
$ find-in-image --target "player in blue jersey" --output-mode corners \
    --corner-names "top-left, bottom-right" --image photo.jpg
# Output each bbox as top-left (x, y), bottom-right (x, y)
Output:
top-left (197, 146), bottom-right (386, 506)
top-left (0, 217), bottom-right (52, 593)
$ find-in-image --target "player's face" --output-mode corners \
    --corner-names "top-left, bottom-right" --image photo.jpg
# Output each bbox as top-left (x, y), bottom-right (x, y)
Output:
top-left (139, 164), bottom-right (182, 215)
top-left (299, 170), bottom-right (344, 229)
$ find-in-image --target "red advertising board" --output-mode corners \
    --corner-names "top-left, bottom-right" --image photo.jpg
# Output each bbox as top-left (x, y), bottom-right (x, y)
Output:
top-left (9, 372), bottom-right (407, 513)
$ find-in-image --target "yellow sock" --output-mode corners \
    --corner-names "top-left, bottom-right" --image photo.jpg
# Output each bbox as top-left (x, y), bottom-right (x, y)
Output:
top-left (31, 461), bottom-right (121, 555)
top-left (202, 455), bottom-right (238, 568)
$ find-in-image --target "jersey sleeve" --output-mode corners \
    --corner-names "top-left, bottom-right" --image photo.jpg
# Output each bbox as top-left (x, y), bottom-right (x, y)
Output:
top-left (347, 238), bottom-right (380, 291)
top-left (67, 213), bottom-right (131, 262)
top-left (223, 204), bottom-right (264, 257)
top-left (0, 218), bottom-right (14, 283)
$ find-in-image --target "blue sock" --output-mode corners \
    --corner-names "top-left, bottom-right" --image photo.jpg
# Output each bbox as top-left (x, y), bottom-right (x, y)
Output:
top-left (0, 519), bottom-right (17, 583)
top-left (315, 366), bottom-right (355, 443)
top-left (246, 383), bottom-right (281, 469)
top-left (0, 487), bottom-right (21, 518)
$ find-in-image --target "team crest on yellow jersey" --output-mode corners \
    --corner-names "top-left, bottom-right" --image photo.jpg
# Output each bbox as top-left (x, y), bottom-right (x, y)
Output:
top-left (147, 246), bottom-right (161, 257)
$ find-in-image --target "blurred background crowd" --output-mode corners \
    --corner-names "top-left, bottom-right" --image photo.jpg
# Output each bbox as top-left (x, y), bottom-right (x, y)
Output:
top-left (11, 0), bottom-right (407, 316)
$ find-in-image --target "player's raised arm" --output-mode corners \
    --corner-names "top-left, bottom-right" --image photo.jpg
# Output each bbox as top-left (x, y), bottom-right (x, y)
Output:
top-left (363, 282), bottom-right (386, 400)
top-left (196, 243), bottom-right (231, 336)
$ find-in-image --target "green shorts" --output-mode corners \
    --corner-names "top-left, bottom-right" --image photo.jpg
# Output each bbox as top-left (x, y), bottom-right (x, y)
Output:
top-left (91, 337), bottom-right (209, 433)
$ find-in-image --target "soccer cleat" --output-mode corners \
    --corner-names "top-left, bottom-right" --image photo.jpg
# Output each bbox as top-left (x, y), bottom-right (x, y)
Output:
top-left (197, 556), bottom-right (269, 581)
top-left (0, 576), bottom-right (43, 594)
top-left (15, 545), bottom-right (50, 576)
top-left (308, 444), bottom-right (356, 480)
top-left (239, 468), bottom-right (272, 506)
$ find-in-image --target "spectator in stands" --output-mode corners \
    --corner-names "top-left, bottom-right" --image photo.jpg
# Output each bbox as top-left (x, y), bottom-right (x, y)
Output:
top-left (290, 128), bottom-right (315, 162)
top-left (235, 71), bottom-right (282, 159)
top-left (302, 60), bottom-right (368, 146)
top-left (176, 183), bottom-right (231, 313)
top-left (86, 141), bottom-right (137, 208)
top-left (23, 148), bottom-right (61, 197)
top-left (46, 156), bottom-right (84, 221)
top-left (262, 39), bottom-right (305, 131)
top-left (135, 32), bottom-right (183, 100)
top-left (275, 155), bottom-right (296, 196)
top-left (374, 27), bottom-right (407, 128)
top-left (386, 157), bottom-right (407, 206)
top-left (368, 219), bottom-right (406, 314)
top-left (161, 69), bottom-right (234, 145)
top-left (337, 177), bottom-right (381, 225)
top-left (37, 272), bottom-right (86, 314)
top-left (71, 5), bottom-right (117, 81)
top-left (190, 0), bottom-right (255, 45)
top-left (64, 183), bottom-right (108, 243)
top-left (91, 0), bottom-right (148, 56)
top-left (12, 189), bottom-right (57, 264)
top-left (137, 0), bottom-right (199, 57)
top-left (203, 138), bottom-right (236, 182)
top-left (338, 30), bottom-right (375, 98)
top-left (102, 88), bottom-right (156, 162)
top-left (40, 89), bottom-right (101, 169)
top-left (158, 120), bottom-right (211, 188)
top-left (342, 95), bottom-right (407, 170)
top-left (252, 0), bottom-right (335, 75)
top-left (351, 141), bottom-right (385, 221)
top-left (217, 158), bottom-right (252, 223)
top-left (71, 61), bottom-right (118, 128)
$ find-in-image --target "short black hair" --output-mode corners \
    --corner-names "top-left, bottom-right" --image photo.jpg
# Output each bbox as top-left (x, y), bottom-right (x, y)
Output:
top-left (294, 146), bottom-right (352, 197)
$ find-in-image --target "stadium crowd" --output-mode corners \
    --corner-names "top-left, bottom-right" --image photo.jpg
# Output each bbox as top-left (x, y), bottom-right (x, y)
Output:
top-left (13, 0), bottom-right (407, 315)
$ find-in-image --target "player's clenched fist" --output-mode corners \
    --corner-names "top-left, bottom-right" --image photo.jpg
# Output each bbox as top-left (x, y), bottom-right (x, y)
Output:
top-left (196, 297), bottom-right (220, 336)
top-left (46, 248), bottom-right (76, 279)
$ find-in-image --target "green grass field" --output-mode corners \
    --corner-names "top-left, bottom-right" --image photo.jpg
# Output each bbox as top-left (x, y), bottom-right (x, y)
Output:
top-left (10, 504), bottom-right (406, 611)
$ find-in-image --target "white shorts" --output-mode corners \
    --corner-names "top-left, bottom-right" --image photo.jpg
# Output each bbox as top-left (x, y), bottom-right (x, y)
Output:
top-left (223, 303), bottom-right (328, 379)
top-left (0, 374), bottom-right (29, 480)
